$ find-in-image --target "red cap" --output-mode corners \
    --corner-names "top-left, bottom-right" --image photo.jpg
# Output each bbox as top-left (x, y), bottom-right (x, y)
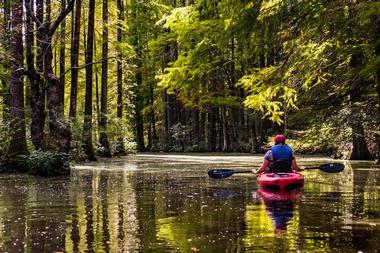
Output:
top-left (274, 134), bottom-right (285, 143)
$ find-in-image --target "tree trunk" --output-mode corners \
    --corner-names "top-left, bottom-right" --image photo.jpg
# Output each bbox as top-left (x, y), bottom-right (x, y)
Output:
top-left (69, 0), bottom-right (81, 119)
top-left (207, 107), bottom-right (217, 151)
top-left (166, 92), bottom-right (177, 129)
top-left (44, 0), bottom-right (72, 152)
top-left (130, 1), bottom-right (145, 152)
top-left (193, 108), bottom-right (200, 143)
top-left (8, 0), bottom-right (27, 155)
top-left (350, 121), bottom-right (371, 160)
top-left (59, 0), bottom-right (66, 116)
top-left (136, 103), bottom-right (145, 152)
top-left (98, 0), bottom-right (111, 157)
top-left (200, 111), bottom-right (206, 145)
top-left (26, 0), bottom-right (47, 150)
top-left (1, 0), bottom-right (10, 124)
top-left (221, 106), bottom-right (230, 152)
top-left (82, 0), bottom-right (96, 160)
top-left (115, 0), bottom-right (126, 155)
top-left (150, 82), bottom-right (157, 145)
top-left (348, 53), bottom-right (371, 160)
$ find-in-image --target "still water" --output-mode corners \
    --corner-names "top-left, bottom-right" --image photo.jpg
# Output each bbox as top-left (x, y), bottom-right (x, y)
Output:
top-left (0, 154), bottom-right (379, 253)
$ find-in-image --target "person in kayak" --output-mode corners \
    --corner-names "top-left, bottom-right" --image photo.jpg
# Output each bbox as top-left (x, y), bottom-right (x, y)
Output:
top-left (255, 134), bottom-right (303, 174)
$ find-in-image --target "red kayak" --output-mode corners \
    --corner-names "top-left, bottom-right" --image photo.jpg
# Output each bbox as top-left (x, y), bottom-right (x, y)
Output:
top-left (259, 187), bottom-right (304, 202)
top-left (257, 172), bottom-right (304, 189)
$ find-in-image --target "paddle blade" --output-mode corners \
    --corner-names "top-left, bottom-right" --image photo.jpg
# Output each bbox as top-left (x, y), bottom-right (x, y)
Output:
top-left (318, 163), bottom-right (345, 173)
top-left (208, 169), bottom-right (235, 179)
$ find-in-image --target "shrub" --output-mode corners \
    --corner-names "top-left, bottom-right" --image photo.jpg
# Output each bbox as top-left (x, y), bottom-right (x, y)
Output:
top-left (0, 151), bottom-right (71, 176)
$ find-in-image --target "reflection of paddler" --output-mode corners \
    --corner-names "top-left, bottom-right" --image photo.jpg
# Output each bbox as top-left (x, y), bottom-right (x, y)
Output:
top-left (258, 187), bottom-right (303, 235)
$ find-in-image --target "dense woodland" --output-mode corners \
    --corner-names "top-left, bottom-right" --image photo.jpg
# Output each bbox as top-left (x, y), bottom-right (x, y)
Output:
top-left (0, 0), bottom-right (379, 164)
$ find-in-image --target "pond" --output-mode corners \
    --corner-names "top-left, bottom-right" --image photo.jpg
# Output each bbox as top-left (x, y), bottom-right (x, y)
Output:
top-left (0, 153), bottom-right (380, 252)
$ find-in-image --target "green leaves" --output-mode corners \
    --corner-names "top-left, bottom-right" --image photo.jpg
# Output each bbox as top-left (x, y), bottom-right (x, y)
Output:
top-left (238, 69), bottom-right (297, 124)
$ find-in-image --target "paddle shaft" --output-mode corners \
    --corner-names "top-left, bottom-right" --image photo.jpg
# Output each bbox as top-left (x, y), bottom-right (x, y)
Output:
top-left (303, 166), bottom-right (319, 170)
top-left (232, 170), bottom-right (253, 174)
top-left (208, 163), bottom-right (344, 179)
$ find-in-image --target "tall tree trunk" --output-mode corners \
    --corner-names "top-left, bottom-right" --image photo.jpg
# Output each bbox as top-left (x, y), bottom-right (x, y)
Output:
top-left (8, 0), bottom-right (27, 155)
top-left (82, 0), bottom-right (96, 160)
top-left (221, 106), bottom-right (230, 152)
top-left (193, 108), bottom-right (200, 143)
top-left (131, 1), bottom-right (145, 152)
top-left (200, 111), bottom-right (206, 145)
top-left (350, 118), bottom-right (371, 160)
top-left (207, 107), bottom-right (217, 151)
top-left (348, 54), bottom-right (371, 160)
top-left (26, 0), bottom-right (46, 150)
top-left (115, 0), bottom-right (126, 155)
top-left (166, 92), bottom-right (176, 129)
top-left (59, 0), bottom-right (66, 116)
top-left (45, 0), bottom-right (73, 152)
top-left (69, 0), bottom-right (81, 119)
top-left (1, 0), bottom-right (10, 123)
top-left (373, 18), bottom-right (380, 163)
top-left (99, 0), bottom-right (111, 157)
top-left (150, 83), bottom-right (157, 145)
top-left (135, 73), bottom-right (145, 152)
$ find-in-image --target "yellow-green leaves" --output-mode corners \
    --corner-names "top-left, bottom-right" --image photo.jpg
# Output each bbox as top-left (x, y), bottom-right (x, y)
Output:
top-left (238, 67), bottom-right (297, 124)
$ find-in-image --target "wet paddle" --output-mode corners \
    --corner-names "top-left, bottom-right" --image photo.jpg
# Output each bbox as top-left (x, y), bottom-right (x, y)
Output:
top-left (207, 163), bottom-right (345, 179)
top-left (303, 163), bottom-right (345, 173)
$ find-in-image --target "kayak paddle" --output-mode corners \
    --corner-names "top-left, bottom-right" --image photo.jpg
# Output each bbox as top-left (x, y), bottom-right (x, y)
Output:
top-left (303, 163), bottom-right (345, 173)
top-left (207, 163), bottom-right (345, 179)
top-left (207, 169), bottom-right (252, 179)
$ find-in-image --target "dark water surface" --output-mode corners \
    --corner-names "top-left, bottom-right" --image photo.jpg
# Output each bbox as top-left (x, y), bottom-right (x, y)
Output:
top-left (1, 154), bottom-right (380, 252)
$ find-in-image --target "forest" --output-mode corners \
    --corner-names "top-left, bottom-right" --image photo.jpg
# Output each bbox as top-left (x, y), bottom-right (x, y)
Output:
top-left (0, 0), bottom-right (379, 173)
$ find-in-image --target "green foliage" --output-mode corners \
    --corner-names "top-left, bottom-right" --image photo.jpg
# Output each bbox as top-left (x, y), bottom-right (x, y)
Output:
top-left (0, 151), bottom-right (71, 176)
top-left (0, 119), bottom-right (9, 160)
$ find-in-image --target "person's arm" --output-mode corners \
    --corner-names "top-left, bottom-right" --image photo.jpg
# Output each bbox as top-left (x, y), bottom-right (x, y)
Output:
top-left (256, 159), bottom-right (270, 174)
top-left (254, 150), bottom-right (271, 174)
top-left (291, 159), bottom-right (304, 172)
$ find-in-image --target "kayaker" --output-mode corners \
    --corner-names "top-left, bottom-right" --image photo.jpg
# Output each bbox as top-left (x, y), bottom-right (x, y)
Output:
top-left (254, 134), bottom-right (303, 174)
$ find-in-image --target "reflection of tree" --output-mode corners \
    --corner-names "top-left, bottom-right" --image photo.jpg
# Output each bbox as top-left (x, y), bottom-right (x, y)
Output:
top-left (0, 176), bottom-right (28, 252)
top-left (64, 169), bottom-right (140, 252)
top-left (0, 176), bottom-right (70, 252)
top-left (145, 182), bottom-right (249, 253)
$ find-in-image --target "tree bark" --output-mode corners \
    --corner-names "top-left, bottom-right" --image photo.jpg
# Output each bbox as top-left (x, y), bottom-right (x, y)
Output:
top-left (348, 53), bottom-right (371, 160)
top-left (150, 81), bottom-right (157, 145)
top-left (45, 0), bottom-right (73, 152)
top-left (26, 0), bottom-right (46, 150)
top-left (69, 0), bottom-right (81, 119)
top-left (82, 0), bottom-right (96, 160)
top-left (8, 0), bottom-right (28, 155)
top-left (193, 108), bottom-right (200, 143)
top-left (200, 111), bottom-right (206, 145)
top-left (221, 106), bottom-right (230, 152)
top-left (59, 0), bottom-right (66, 116)
top-left (207, 107), bottom-right (217, 151)
top-left (98, 0), bottom-right (111, 157)
top-left (115, 0), bottom-right (126, 155)
top-left (2, 0), bottom-right (10, 124)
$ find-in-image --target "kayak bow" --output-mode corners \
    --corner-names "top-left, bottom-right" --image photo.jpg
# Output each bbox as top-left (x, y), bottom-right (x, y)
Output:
top-left (257, 172), bottom-right (304, 189)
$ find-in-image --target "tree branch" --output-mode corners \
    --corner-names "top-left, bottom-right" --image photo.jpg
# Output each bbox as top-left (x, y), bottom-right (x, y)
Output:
top-left (48, 0), bottom-right (75, 37)
top-left (24, 0), bottom-right (42, 27)
top-left (59, 56), bottom-right (117, 79)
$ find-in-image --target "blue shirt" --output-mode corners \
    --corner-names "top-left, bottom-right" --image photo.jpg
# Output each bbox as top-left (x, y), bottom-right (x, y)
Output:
top-left (264, 144), bottom-right (295, 162)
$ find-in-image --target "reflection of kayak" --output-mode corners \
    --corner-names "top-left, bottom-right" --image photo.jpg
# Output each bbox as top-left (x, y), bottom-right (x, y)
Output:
top-left (257, 172), bottom-right (304, 189)
top-left (259, 187), bottom-right (303, 203)
top-left (258, 187), bottom-right (304, 234)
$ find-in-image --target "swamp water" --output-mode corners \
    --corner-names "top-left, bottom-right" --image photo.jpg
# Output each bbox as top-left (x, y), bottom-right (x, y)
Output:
top-left (0, 154), bottom-right (380, 253)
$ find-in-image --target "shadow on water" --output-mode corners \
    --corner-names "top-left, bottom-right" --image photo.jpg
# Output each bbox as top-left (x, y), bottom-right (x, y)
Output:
top-left (0, 154), bottom-right (380, 252)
